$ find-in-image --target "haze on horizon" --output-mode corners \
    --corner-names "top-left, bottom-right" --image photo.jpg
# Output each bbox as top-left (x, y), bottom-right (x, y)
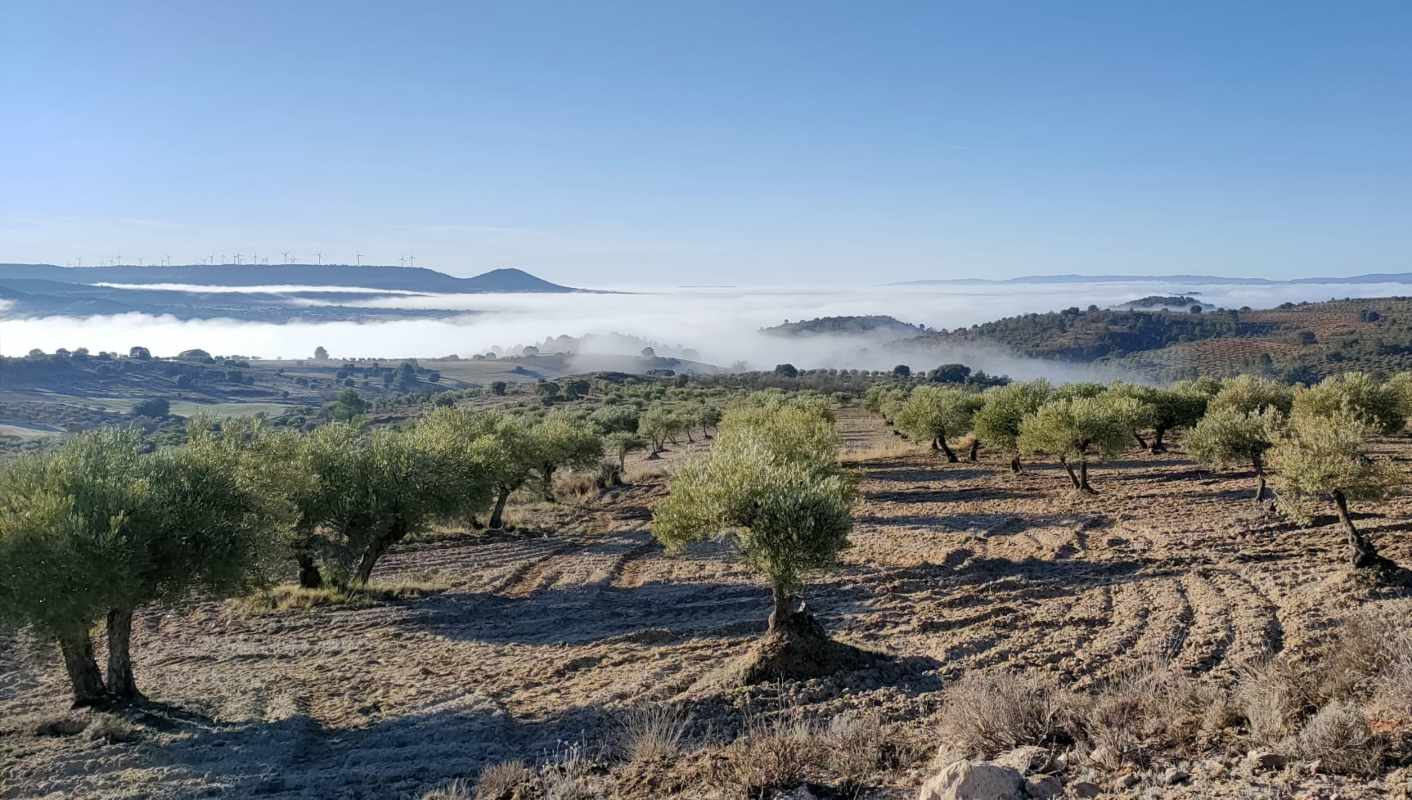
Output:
top-left (5, 2), bottom-right (1411, 287)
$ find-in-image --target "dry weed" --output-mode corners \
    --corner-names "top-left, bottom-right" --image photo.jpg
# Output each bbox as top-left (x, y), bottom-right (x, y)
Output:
top-left (420, 778), bottom-right (474, 800)
top-left (714, 711), bottom-right (826, 798)
top-left (823, 710), bottom-right (890, 790)
top-left (617, 704), bottom-right (691, 763)
top-left (1287, 700), bottom-right (1384, 776)
top-left (1236, 658), bottom-right (1316, 745)
top-left (84, 714), bottom-right (141, 744)
top-left (936, 670), bottom-right (1078, 758)
top-left (235, 578), bottom-right (449, 613)
top-left (473, 761), bottom-right (535, 800)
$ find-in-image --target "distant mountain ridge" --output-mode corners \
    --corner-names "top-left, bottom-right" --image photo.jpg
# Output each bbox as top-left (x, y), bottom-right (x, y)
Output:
top-left (0, 264), bottom-right (576, 293)
top-left (891, 272), bottom-right (1412, 286)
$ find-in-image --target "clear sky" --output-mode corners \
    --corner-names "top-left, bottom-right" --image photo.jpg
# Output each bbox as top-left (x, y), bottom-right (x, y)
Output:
top-left (4, 2), bottom-right (1410, 286)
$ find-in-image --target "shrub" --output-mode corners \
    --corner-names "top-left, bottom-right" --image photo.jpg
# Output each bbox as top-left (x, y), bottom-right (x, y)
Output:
top-left (1289, 701), bottom-right (1383, 776)
top-left (130, 398), bottom-right (170, 418)
top-left (937, 671), bottom-right (1077, 758)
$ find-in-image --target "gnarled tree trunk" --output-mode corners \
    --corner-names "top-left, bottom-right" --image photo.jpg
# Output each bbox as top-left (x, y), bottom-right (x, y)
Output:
top-left (106, 608), bottom-right (139, 701)
top-left (1133, 431), bottom-right (1148, 450)
top-left (541, 464), bottom-right (557, 502)
top-left (1078, 460), bottom-right (1098, 494)
top-left (1150, 427), bottom-right (1167, 454)
top-left (488, 486), bottom-right (511, 529)
top-left (767, 583), bottom-right (792, 634)
top-left (59, 631), bottom-right (107, 708)
top-left (1061, 457), bottom-right (1082, 489)
top-left (1251, 452), bottom-right (1266, 506)
top-left (967, 440), bottom-right (980, 462)
top-left (355, 520), bottom-right (408, 584)
top-left (1009, 453), bottom-right (1023, 474)
top-left (936, 434), bottom-right (958, 463)
top-left (297, 550), bottom-right (323, 589)
top-left (1334, 489), bottom-right (1388, 570)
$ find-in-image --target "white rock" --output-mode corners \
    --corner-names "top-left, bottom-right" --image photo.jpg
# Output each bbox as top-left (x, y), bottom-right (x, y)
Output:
top-left (916, 760), bottom-right (1025, 800)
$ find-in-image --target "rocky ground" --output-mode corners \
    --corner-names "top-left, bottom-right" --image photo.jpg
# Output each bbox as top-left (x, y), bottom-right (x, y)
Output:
top-left (2, 408), bottom-right (1411, 799)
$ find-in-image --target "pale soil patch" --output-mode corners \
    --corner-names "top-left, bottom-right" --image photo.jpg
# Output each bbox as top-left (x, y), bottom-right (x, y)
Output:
top-left (2, 408), bottom-right (1410, 798)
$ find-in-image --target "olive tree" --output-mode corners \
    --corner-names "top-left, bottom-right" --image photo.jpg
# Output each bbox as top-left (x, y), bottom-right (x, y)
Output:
top-left (470, 414), bottom-right (542, 529)
top-left (0, 427), bottom-right (291, 706)
top-left (298, 424), bottom-right (460, 584)
top-left (1100, 383), bottom-right (1161, 450)
top-left (1290, 372), bottom-right (1405, 435)
top-left (1208, 374), bottom-right (1294, 416)
top-left (972, 380), bottom-right (1052, 473)
top-left (1185, 406), bottom-right (1286, 505)
top-left (895, 386), bottom-right (982, 462)
top-left (638, 405), bottom-right (676, 458)
top-left (1267, 410), bottom-right (1403, 571)
top-left (1018, 395), bottom-right (1140, 493)
top-left (411, 407), bottom-right (501, 530)
top-left (1144, 386), bottom-right (1210, 453)
top-left (532, 411), bottom-right (604, 501)
top-left (604, 430), bottom-right (646, 471)
top-left (652, 406), bottom-right (853, 644)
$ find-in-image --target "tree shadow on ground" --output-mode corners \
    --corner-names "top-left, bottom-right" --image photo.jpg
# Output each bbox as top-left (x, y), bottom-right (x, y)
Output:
top-left (864, 487), bottom-right (1028, 503)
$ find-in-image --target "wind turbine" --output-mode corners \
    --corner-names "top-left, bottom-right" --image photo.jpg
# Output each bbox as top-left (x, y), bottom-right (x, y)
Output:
top-left (282, 251), bottom-right (290, 264)
top-left (355, 252), bottom-right (364, 266)
top-left (408, 255), bottom-right (416, 268)
top-left (315, 252), bottom-right (322, 265)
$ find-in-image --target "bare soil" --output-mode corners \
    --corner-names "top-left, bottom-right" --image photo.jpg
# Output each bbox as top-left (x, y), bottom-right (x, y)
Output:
top-left (3, 409), bottom-right (1411, 798)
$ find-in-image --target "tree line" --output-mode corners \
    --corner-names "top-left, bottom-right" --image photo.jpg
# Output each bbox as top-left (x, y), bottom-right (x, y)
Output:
top-left (866, 371), bottom-right (1412, 572)
top-left (0, 392), bottom-right (729, 708)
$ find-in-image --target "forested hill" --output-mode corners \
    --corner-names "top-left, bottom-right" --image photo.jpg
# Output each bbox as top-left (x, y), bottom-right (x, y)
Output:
top-left (0, 264), bottom-right (576, 293)
top-left (910, 297), bottom-right (1412, 382)
top-left (763, 315), bottom-right (926, 337)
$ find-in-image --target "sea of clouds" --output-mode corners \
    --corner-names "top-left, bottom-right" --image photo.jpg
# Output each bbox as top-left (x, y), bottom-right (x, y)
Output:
top-left (3, 281), bottom-right (1404, 380)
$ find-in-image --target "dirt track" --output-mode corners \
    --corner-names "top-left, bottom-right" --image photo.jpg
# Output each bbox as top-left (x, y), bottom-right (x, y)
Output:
top-left (3, 408), bottom-right (1410, 798)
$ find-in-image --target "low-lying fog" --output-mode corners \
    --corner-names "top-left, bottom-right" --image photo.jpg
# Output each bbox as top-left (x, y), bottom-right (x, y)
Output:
top-left (3, 281), bottom-right (1402, 380)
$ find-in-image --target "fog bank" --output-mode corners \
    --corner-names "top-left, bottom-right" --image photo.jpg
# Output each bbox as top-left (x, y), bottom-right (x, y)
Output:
top-left (3, 282), bottom-right (1401, 379)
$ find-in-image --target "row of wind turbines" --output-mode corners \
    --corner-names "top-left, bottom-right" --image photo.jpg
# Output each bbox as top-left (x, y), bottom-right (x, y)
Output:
top-left (67, 253), bottom-right (422, 268)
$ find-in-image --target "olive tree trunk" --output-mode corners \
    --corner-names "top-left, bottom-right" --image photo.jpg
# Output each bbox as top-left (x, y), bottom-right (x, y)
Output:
top-left (488, 486), bottom-right (511, 529)
top-left (1078, 460), bottom-right (1098, 494)
top-left (541, 463), bottom-right (557, 502)
top-left (1150, 427), bottom-right (1167, 454)
top-left (355, 521), bottom-right (408, 584)
top-left (1333, 489), bottom-right (1385, 570)
top-left (935, 435), bottom-right (958, 463)
top-left (59, 631), bottom-right (107, 707)
top-left (1009, 453), bottom-right (1023, 474)
top-left (106, 608), bottom-right (139, 700)
top-left (967, 440), bottom-right (980, 462)
top-left (1061, 457), bottom-right (1082, 489)
top-left (1133, 431), bottom-right (1148, 450)
top-left (297, 550), bottom-right (323, 589)
top-left (767, 583), bottom-right (793, 634)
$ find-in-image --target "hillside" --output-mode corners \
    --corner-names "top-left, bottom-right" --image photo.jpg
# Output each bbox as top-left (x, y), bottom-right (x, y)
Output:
top-left (891, 271), bottom-right (1412, 286)
top-left (0, 264), bottom-right (576, 294)
top-left (912, 297), bottom-right (1412, 381)
top-left (763, 314), bottom-right (926, 337)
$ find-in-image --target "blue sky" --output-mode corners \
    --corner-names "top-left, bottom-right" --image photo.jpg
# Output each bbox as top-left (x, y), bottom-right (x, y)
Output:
top-left (3, 2), bottom-right (1410, 286)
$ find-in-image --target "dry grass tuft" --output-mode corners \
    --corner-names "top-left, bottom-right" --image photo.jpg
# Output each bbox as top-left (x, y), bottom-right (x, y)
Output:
top-left (842, 439), bottom-right (916, 464)
top-left (235, 578), bottom-right (449, 613)
top-left (823, 710), bottom-right (892, 790)
top-left (84, 714), bottom-right (141, 744)
top-left (419, 778), bottom-right (473, 800)
top-left (473, 761), bottom-right (535, 800)
top-left (713, 712), bottom-right (825, 797)
top-left (937, 670), bottom-right (1078, 758)
top-left (34, 715), bottom-right (89, 737)
top-left (616, 704), bottom-right (691, 763)
top-left (1288, 700), bottom-right (1383, 776)
top-left (1236, 658), bottom-right (1316, 745)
